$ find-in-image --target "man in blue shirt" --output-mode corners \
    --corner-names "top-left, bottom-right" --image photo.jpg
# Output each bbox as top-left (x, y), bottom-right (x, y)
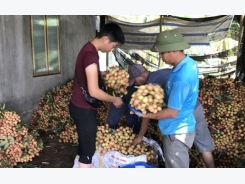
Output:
top-left (130, 66), bottom-right (215, 168)
top-left (141, 29), bottom-right (200, 168)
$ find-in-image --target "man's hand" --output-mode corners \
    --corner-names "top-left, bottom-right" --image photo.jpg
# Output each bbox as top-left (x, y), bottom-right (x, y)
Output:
top-left (132, 135), bottom-right (143, 146)
top-left (113, 97), bottom-right (123, 108)
top-left (101, 71), bottom-right (109, 78)
top-left (141, 113), bottom-right (153, 119)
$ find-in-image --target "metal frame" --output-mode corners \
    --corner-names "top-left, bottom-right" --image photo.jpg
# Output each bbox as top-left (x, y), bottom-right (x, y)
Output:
top-left (30, 15), bottom-right (61, 77)
top-left (46, 15), bottom-right (61, 75)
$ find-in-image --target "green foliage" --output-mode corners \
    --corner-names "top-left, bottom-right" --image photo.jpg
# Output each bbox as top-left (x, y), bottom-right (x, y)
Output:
top-left (227, 32), bottom-right (232, 38)
top-left (230, 21), bottom-right (240, 34)
top-left (227, 20), bottom-right (240, 40)
top-left (0, 104), bottom-right (6, 118)
top-left (228, 49), bottom-right (234, 56)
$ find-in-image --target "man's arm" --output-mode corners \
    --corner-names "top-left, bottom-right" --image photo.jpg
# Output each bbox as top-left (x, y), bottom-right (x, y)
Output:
top-left (141, 107), bottom-right (178, 120)
top-left (132, 118), bottom-right (150, 145)
top-left (133, 107), bottom-right (178, 145)
top-left (86, 64), bottom-right (123, 107)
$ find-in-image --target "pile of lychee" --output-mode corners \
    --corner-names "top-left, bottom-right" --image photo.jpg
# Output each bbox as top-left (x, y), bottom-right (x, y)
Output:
top-left (129, 83), bottom-right (165, 115)
top-left (96, 125), bottom-right (156, 161)
top-left (104, 66), bottom-right (130, 95)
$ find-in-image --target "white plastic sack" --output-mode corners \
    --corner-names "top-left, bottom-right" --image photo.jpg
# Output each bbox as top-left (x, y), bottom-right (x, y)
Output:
top-left (91, 137), bottom-right (164, 168)
top-left (91, 149), bottom-right (104, 168)
top-left (91, 148), bottom-right (146, 168)
top-left (102, 151), bottom-right (147, 168)
top-left (142, 136), bottom-right (165, 162)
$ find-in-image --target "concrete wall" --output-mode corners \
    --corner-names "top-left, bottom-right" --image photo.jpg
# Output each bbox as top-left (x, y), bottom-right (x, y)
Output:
top-left (0, 15), bottom-right (96, 123)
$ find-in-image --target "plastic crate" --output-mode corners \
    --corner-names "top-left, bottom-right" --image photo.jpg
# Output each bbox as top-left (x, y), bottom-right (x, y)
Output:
top-left (120, 162), bottom-right (157, 168)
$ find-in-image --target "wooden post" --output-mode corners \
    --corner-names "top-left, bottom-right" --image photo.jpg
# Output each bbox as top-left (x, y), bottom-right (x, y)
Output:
top-left (158, 15), bottom-right (164, 68)
top-left (238, 15), bottom-right (244, 52)
top-left (104, 16), bottom-right (109, 69)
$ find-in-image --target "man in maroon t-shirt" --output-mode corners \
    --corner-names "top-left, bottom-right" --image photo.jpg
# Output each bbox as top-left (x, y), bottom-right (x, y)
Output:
top-left (69, 22), bottom-right (125, 168)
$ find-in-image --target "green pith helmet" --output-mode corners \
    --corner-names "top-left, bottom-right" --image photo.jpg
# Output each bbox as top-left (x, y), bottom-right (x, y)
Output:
top-left (150, 29), bottom-right (190, 53)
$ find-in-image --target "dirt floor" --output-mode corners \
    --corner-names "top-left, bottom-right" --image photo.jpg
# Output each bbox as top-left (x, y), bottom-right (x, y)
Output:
top-left (15, 131), bottom-right (78, 168)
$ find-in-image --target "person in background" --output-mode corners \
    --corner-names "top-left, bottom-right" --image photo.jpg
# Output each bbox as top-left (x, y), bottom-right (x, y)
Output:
top-left (140, 29), bottom-right (199, 168)
top-left (107, 64), bottom-right (145, 134)
top-left (69, 22), bottom-right (125, 168)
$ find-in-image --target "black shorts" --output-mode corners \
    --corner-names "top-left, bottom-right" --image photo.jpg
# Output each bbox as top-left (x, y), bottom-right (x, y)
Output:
top-left (69, 102), bottom-right (98, 164)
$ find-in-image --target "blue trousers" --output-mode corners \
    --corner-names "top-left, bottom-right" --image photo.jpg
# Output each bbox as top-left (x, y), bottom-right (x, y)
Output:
top-left (107, 103), bottom-right (141, 134)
